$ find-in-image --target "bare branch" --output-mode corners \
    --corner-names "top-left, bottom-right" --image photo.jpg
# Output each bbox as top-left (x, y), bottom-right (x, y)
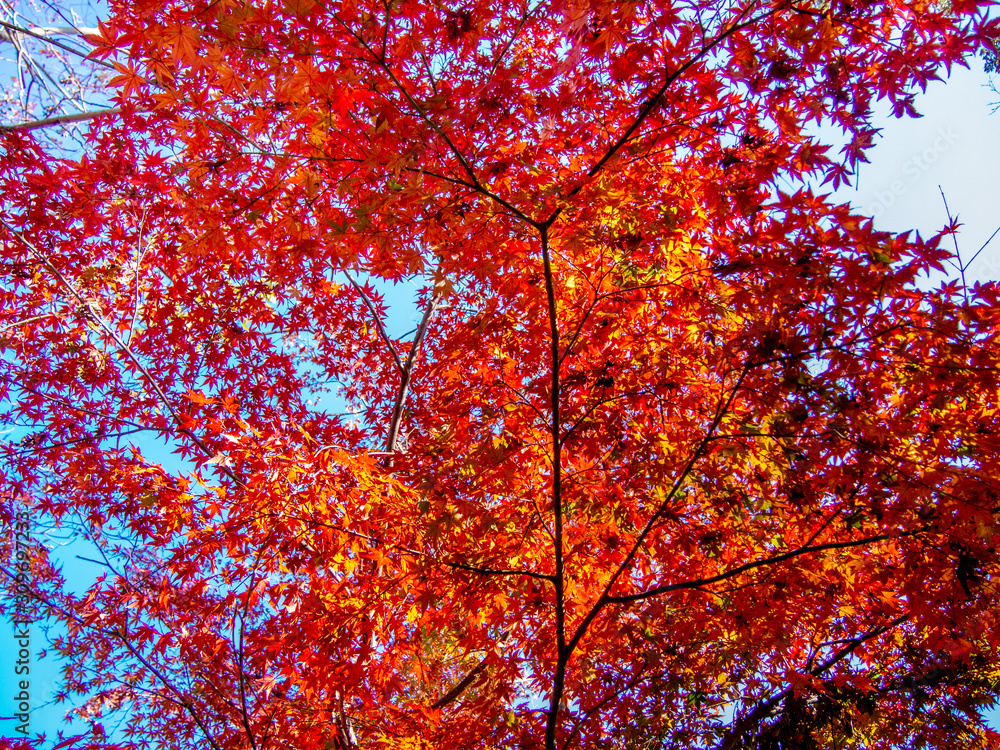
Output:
top-left (385, 285), bottom-right (444, 453)
top-left (0, 19), bottom-right (113, 68)
top-left (344, 270), bottom-right (404, 376)
top-left (18, 26), bottom-right (99, 37)
top-left (1, 107), bottom-right (124, 132)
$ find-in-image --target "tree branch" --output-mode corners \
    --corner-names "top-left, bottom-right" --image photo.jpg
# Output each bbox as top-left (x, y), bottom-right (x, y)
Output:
top-left (717, 615), bottom-right (909, 750)
top-left (344, 270), bottom-right (404, 376)
top-left (1, 107), bottom-right (124, 133)
top-left (0, 564), bottom-right (228, 750)
top-left (430, 656), bottom-right (491, 709)
top-left (336, 17), bottom-right (538, 227)
top-left (385, 285), bottom-right (443, 453)
top-left (541, 2), bottom-right (773, 228)
top-left (3, 25), bottom-right (99, 39)
top-left (546, 356), bottom-right (751, 748)
top-left (298, 515), bottom-right (554, 581)
top-left (608, 532), bottom-right (904, 604)
top-left (0, 19), bottom-right (113, 67)
top-left (540, 224), bottom-right (569, 750)
top-left (560, 659), bottom-right (649, 750)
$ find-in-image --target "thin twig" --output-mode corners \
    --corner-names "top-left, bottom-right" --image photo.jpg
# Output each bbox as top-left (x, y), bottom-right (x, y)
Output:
top-left (965, 224), bottom-right (1000, 271)
top-left (938, 186), bottom-right (968, 306)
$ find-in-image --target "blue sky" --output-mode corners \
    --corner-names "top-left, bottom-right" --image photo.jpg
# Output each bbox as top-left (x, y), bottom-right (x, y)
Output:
top-left (834, 60), bottom-right (1000, 285)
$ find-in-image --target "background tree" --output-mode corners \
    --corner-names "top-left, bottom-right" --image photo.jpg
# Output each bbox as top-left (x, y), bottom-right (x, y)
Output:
top-left (2, 0), bottom-right (1000, 748)
top-left (0, 0), bottom-right (113, 142)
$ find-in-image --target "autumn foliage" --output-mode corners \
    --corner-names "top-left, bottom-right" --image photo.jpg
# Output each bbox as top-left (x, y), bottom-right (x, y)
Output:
top-left (2, 0), bottom-right (1000, 747)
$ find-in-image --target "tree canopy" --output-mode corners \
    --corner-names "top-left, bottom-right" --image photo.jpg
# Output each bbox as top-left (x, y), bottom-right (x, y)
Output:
top-left (2, 0), bottom-right (1000, 747)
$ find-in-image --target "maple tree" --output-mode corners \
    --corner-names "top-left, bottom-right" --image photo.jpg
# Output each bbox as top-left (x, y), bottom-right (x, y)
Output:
top-left (2, 0), bottom-right (1000, 746)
